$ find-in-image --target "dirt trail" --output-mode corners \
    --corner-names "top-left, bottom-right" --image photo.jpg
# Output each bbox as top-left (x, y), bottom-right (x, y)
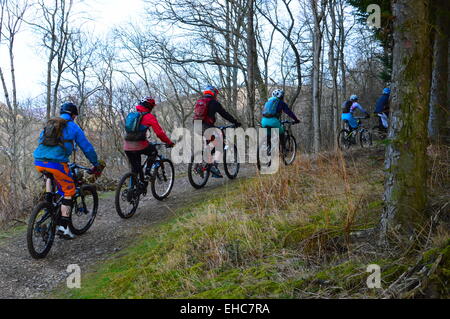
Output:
top-left (0, 165), bottom-right (256, 299)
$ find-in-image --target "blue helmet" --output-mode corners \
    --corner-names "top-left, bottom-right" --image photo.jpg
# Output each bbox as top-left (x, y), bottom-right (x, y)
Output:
top-left (60, 102), bottom-right (79, 116)
top-left (350, 94), bottom-right (358, 101)
top-left (383, 88), bottom-right (391, 95)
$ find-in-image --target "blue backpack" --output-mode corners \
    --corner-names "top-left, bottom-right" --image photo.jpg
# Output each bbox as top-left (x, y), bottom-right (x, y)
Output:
top-left (262, 97), bottom-right (281, 118)
top-left (124, 111), bottom-right (149, 141)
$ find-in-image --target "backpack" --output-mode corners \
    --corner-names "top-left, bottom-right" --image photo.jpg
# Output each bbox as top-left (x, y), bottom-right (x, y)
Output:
top-left (40, 117), bottom-right (71, 148)
top-left (193, 97), bottom-right (213, 125)
top-left (342, 100), bottom-right (353, 113)
top-left (124, 111), bottom-right (149, 141)
top-left (262, 97), bottom-right (281, 118)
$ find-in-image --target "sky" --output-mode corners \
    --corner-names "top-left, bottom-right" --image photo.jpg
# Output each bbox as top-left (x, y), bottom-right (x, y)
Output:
top-left (0, 0), bottom-right (145, 101)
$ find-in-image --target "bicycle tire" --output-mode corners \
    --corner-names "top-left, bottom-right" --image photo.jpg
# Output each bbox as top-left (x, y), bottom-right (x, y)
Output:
top-left (223, 144), bottom-right (240, 179)
top-left (27, 201), bottom-right (56, 259)
top-left (337, 129), bottom-right (352, 151)
top-left (115, 172), bottom-right (140, 219)
top-left (70, 185), bottom-right (98, 235)
top-left (151, 159), bottom-right (175, 200)
top-left (283, 135), bottom-right (297, 165)
top-left (359, 129), bottom-right (373, 148)
top-left (187, 151), bottom-right (210, 189)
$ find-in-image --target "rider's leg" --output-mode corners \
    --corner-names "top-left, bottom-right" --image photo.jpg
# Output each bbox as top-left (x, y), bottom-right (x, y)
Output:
top-left (142, 144), bottom-right (158, 175)
top-left (125, 151), bottom-right (143, 181)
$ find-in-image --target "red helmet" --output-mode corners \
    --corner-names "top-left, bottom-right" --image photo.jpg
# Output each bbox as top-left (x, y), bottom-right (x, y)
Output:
top-left (203, 85), bottom-right (219, 97)
top-left (139, 96), bottom-right (156, 109)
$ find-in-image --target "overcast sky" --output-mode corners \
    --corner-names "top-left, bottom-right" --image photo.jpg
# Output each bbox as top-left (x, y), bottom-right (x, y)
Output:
top-left (0, 0), bottom-right (145, 100)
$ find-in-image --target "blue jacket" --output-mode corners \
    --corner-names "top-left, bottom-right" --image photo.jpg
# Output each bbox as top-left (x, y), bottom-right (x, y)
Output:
top-left (374, 94), bottom-right (390, 113)
top-left (33, 113), bottom-right (99, 166)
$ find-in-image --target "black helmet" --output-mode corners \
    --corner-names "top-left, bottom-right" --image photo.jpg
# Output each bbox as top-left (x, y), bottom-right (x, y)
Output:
top-left (60, 102), bottom-right (79, 116)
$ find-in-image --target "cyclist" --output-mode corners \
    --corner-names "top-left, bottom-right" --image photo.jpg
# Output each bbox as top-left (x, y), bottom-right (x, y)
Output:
top-left (341, 94), bottom-right (370, 131)
top-left (193, 85), bottom-right (241, 178)
top-left (261, 89), bottom-right (300, 149)
top-left (123, 97), bottom-right (175, 193)
top-left (33, 102), bottom-right (103, 240)
top-left (374, 88), bottom-right (390, 131)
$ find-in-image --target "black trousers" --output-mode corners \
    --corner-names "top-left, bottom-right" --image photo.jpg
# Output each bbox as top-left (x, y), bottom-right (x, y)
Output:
top-left (125, 144), bottom-right (157, 181)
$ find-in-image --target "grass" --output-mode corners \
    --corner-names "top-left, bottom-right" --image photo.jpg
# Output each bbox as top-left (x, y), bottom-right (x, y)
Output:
top-left (53, 147), bottom-right (449, 299)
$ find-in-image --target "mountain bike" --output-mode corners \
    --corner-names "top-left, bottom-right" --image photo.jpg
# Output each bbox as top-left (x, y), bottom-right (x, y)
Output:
top-left (337, 116), bottom-right (372, 151)
top-left (27, 163), bottom-right (98, 259)
top-left (115, 142), bottom-right (175, 219)
top-left (257, 120), bottom-right (298, 170)
top-left (187, 124), bottom-right (239, 189)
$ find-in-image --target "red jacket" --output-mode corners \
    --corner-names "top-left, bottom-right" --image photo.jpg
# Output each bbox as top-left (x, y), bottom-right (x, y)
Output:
top-left (123, 105), bottom-right (173, 151)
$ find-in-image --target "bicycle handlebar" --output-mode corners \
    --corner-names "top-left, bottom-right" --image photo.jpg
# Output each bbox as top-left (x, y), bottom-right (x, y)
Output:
top-left (69, 163), bottom-right (94, 175)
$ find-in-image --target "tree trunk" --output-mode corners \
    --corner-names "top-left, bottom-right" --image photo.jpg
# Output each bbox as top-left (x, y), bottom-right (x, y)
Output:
top-left (381, 0), bottom-right (432, 238)
top-left (428, 0), bottom-right (449, 144)
top-left (246, 0), bottom-right (256, 127)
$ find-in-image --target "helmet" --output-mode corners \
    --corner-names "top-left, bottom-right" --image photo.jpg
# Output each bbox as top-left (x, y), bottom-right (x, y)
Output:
top-left (383, 88), bottom-right (391, 95)
top-left (139, 96), bottom-right (156, 109)
top-left (350, 95), bottom-right (359, 101)
top-left (272, 89), bottom-right (285, 99)
top-left (60, 102), bottom-right (79, 116)
top-left (203, 85), bottom-right (219, 97)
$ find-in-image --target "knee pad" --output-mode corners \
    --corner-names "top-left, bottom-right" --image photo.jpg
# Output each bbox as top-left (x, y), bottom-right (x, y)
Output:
top-left (61, 198), bottom-right (73, 207)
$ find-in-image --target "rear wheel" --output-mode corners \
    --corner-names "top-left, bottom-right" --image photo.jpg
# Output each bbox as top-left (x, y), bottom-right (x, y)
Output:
top-left (224, 144), bottom-right (240, 179)
top-left (70, 185), bottom-right (98, 235)
top-left (151, 159), bottom-right (175, 200)
top-left (337, 129), bottom-right (352, 151)
top-left (115, 173), bottom-right (140, 219)
top-left (188, 151), bottom-right (210, 189)
top-left (27, 202), bottom-right (56, 259)
top-left (257, 132), bottom-right (273, 171)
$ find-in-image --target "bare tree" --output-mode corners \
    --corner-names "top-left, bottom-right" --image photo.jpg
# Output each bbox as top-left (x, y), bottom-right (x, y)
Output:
top-left (28, 0), bottom-right (74, 119)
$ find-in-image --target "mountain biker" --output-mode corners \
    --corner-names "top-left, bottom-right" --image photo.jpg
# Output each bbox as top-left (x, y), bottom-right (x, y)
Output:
top-left (341, 94), bottom-right (370, 130)
top-left (261, 89), bottom-right (300, 149)
top-left (193, 85), bottom-right (241, 178)
top-left (123, 97), bottom-right (175, 193)
top-left (374, 88), bottom-right (390, 131)
top-left (33, 102), bottom-right (103, 240)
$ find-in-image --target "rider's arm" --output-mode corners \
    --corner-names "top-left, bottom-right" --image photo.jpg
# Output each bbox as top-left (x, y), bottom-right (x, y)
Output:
top-left (280, 101), bottom-right (300, 122)
top-left (73, 123), bottom-right (99, 167)
top-left (141, 113), bottom-right (174, 145)
top-left (353, 102), bottom-right (369, 115)
top-left (211, 100), bottom-right (239, 125)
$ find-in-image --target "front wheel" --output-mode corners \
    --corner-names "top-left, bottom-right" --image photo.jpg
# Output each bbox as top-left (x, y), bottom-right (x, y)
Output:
top-left (224, 144), bottom-right (240, 179)
top-left (151, 159), bottom-right (175, 200)
top-left (70, 185), bottom-right (98, 235)
top-left (27, 201), bottom-right (56, 259)
top-left (282, 135), bottom-right (297, 165)
top-left (359, 129), bottom-right (373, 148)
top-left (115, 172), bottom-right (140, 219)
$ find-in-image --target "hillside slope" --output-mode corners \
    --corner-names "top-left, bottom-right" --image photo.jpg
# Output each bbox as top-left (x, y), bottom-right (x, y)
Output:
top-left (56, 146), bottom-right (449, 299)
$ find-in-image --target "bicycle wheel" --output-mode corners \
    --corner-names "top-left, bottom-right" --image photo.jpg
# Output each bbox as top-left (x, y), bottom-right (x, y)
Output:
top-left (115, 172), bottom-right (140, 219)
top-left (70, 185), bottom-right (98, 235)
top-left (257, 133), bottom-right (272, 171)
top-left (27, 202), bottom-right (56, 259)
top-left (151, 159), bottom-right (175, 200)
top-left (359, 129), bottom-right (373, 148)
top-left (337, 129), bottom-right (352, 151)
top-left (187, 151), bottom-right (210, 189)
top-left (283, 135), bottom-right (297, 165)
top-left (224, 144), bottom-right (240, 179)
